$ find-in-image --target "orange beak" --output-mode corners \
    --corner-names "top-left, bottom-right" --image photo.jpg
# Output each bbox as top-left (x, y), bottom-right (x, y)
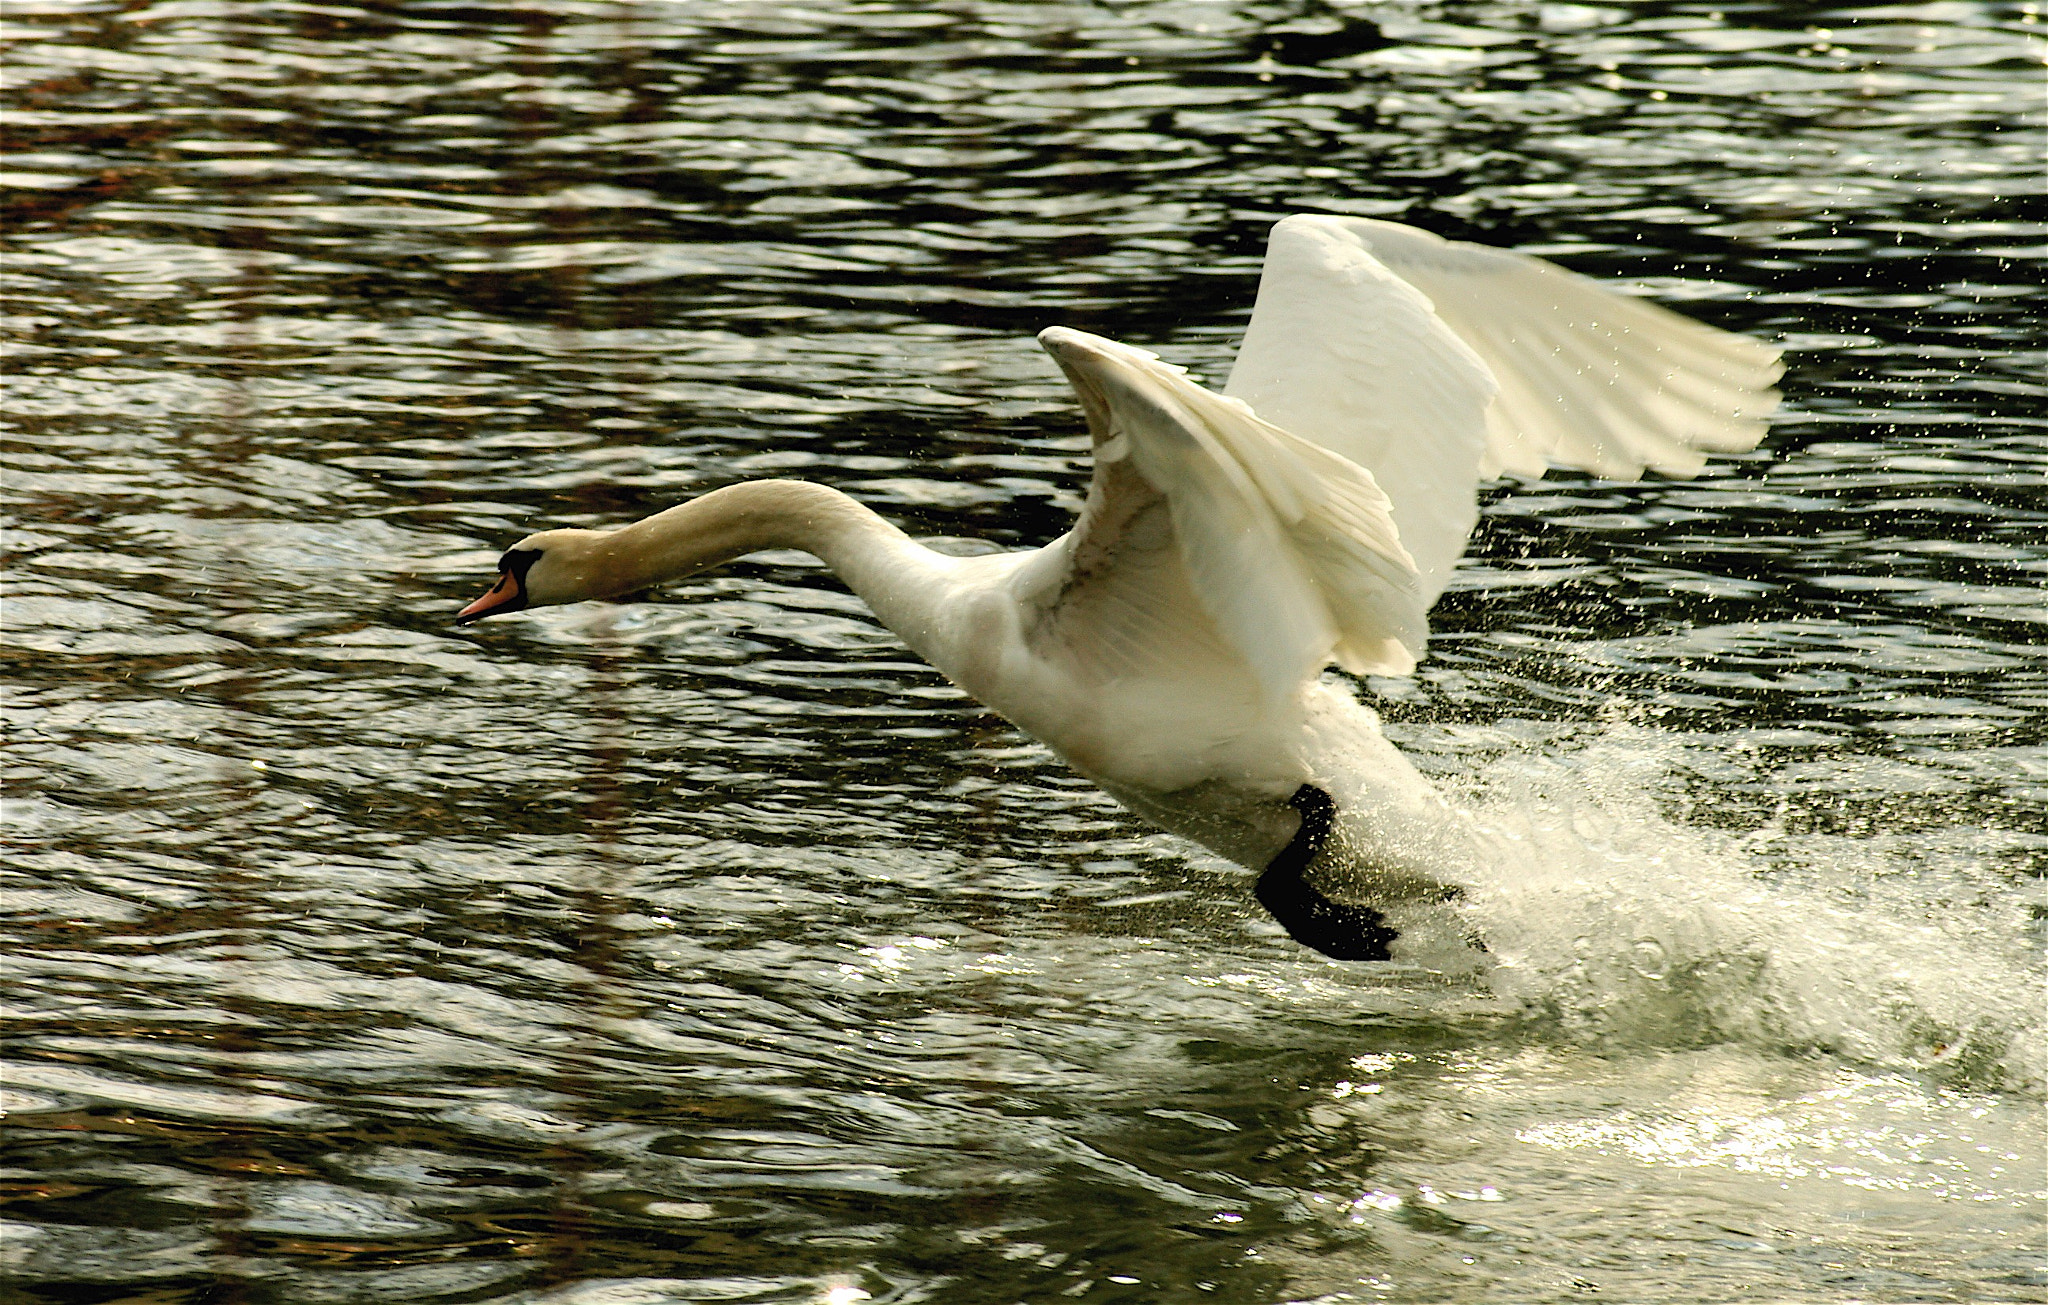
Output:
top-left (457, 571), bottom-right (526, 624)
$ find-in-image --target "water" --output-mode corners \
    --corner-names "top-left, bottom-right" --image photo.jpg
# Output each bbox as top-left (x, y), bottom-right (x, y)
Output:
top-left (3, 1), bottom-right (2043, 1301)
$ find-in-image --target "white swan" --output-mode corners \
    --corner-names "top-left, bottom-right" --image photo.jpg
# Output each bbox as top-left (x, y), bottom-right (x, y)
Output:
top-left (457, 216), bottom-right (1782, 960)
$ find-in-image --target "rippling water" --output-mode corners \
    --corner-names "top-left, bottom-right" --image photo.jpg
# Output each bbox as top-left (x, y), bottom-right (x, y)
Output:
top-left (4, 2), bottom-right (2044, 1301)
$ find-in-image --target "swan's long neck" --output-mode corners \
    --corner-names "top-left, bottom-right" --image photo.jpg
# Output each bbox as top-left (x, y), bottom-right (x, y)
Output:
top-left (570, 480), bottom-right (965, 652)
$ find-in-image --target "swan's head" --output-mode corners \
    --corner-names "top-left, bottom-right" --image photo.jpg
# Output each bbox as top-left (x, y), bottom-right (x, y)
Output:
top-left (455, 528), bottom-right (615, 624)
top-left (456, 481), bottom-right (857, 625)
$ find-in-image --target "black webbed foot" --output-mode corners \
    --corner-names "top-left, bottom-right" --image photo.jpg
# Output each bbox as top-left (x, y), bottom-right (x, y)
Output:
top-left (1254, 785), bottom-right (1399, 961)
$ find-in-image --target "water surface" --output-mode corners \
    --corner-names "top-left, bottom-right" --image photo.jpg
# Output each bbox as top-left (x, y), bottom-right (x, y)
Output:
top-left (3, 2), bottom-right (2044, 1302)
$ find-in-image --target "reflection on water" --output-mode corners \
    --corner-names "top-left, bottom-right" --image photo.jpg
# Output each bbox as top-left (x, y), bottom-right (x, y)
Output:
top-left (3, 1), bottom-right (2043, 1301)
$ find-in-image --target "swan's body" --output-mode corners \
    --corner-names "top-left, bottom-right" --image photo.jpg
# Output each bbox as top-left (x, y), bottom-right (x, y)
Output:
top-left (459, 216), bottom-right (1781, 959)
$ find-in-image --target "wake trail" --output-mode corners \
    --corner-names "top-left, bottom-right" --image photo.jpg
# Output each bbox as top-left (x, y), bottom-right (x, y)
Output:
top-left (1410, 726), bottom-right (2043, 1096)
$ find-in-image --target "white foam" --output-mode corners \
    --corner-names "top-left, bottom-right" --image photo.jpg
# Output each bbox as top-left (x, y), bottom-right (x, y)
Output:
top-left (1431, 724), bottom-right (2045, 1097)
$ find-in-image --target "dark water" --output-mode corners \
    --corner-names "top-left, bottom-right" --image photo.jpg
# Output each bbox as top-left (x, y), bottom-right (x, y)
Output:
top-left (4, 2), bottom-right (2044, 1302)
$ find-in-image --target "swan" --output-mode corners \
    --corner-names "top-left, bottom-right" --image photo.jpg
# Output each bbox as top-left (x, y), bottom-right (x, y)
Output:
top-left (457, 215), bottom-right (1782, 961)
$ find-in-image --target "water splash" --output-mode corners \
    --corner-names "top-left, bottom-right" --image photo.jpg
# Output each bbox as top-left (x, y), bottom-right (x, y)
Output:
top-left (1441, 723), bottom-right (2045, 1097)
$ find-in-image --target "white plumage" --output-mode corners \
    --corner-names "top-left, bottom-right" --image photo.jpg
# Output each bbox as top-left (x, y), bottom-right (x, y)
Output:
top-left (460, 215), bottom-right (1782, 958)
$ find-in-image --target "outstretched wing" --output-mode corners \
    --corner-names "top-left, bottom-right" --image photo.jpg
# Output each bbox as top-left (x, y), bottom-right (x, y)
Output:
top-left (1225, 215), bottom-right (1783, 606)
top-left (1033, 327), bottom-right (1422, 704)
top-left (1022, 222), bottom-right (1780, 697)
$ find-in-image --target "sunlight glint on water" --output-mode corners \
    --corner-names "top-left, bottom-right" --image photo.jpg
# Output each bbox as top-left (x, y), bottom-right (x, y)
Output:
top-left (2, 1), bottom-right (2043, 1302)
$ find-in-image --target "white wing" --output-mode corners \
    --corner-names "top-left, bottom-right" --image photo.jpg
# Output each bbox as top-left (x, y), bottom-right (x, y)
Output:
top-left (1034, 326), bottom-right (1422, 702)
top-left (1225, 215), bottom-right (1784, 606)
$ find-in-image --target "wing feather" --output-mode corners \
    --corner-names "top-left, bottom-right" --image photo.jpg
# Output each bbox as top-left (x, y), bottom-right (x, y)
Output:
top-left (1036, 327), bottom-right (1422, 702)
top-left (1021, 217), bottom-right (1780, 697)
top-left (1329, 217), bottom-right (1782, 476)
top-left (1222, 217), bottom-right (1498, 605)
top-left (1225, 215), bottom-right (1783, 594)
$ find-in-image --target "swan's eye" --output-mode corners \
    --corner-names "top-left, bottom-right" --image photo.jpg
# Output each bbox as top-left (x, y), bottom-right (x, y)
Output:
top-left (498, 548), bottom-right (543, 583)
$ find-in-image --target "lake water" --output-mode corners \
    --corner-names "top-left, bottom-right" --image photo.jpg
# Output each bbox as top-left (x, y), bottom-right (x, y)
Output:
top-left (3, 2), bottom-right (2044, 1302)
